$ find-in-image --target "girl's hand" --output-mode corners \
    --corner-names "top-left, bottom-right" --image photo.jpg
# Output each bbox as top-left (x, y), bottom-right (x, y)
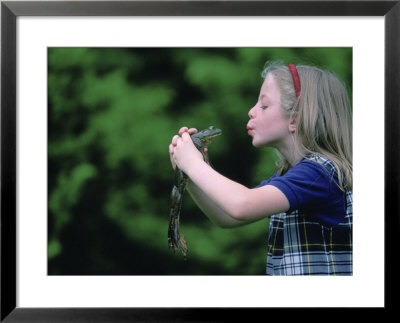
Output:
top-left (169, 127), bottom-right (203, 173)
top-left (169, 127), bottom-right (197, 170)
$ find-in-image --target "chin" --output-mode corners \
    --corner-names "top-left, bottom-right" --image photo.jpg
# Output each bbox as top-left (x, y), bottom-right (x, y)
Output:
top-left (252, 138), bottom-right (272, 148)
top-left (252, 139), bottom-right (262, 147)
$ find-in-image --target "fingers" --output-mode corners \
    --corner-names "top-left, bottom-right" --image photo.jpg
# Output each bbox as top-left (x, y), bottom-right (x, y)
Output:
top-left (179, 127), bottom-right (197, 136)
top-left (169, 144), bottom-right (176, 170)
top-left (171, 135), bottom-right (180, 146)
top-left (178, 126), bottom-right (188, 134)
top-left (172, 126), bottom-right (197, 147)
top-left (181, 132), bottom-right (191, 141)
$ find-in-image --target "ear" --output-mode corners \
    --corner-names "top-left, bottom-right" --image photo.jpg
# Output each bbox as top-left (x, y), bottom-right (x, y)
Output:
top-left (288, 114), bottom-right (297, 133)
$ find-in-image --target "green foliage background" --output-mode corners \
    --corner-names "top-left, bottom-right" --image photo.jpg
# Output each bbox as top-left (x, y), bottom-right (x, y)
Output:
top-left (48, 47), bottom-right (352, 275)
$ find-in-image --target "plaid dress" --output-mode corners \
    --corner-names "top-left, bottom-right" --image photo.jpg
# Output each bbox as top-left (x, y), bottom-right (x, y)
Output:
top-left (265, 155), bottom-right (353, 275)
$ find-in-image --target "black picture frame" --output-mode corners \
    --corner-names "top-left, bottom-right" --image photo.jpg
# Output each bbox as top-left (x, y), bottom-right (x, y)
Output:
top-left (1, 0), bottom-right (398, 321)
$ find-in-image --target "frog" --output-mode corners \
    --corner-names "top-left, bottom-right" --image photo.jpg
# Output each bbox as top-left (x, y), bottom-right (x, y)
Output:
top-left (168, 126), bottom-right (222, 258)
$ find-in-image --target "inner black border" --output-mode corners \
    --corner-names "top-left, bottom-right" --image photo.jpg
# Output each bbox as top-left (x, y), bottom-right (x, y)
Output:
top-left (1, 1), bottom-right (399, 321)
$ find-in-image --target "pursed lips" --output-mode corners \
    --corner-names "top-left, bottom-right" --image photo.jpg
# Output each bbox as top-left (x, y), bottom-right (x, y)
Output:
top-left (246, 124), bottom-right (254, 135)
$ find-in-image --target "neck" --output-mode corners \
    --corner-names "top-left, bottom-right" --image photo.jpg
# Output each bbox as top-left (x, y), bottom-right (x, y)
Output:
top-left (276, 135), bottom-right (305, 167)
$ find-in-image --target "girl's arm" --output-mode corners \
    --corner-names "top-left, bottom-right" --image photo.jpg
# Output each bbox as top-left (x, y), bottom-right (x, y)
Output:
top-left (186, 179), bottom-right (251, 228)
top-left (170, 128), bottom-right (290, 227)
top-left (184, 157), bottom-right (289, 223)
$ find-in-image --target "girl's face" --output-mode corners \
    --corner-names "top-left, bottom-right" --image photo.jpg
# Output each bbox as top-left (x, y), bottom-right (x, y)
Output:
top-left (247, 74), bottom-right (294, 149)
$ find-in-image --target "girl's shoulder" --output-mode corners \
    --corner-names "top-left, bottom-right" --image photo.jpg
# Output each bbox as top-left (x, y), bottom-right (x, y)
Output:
top-left (295, 154), bottom-right (352, 193)
top-left (257, 154), bottom-right (339, 189)
top-left (281, 154), bottom-right (337, 186)
top-left (299, 154), bottom-right (338, 178)
top-left (303, 153), bottom-right (335, 168)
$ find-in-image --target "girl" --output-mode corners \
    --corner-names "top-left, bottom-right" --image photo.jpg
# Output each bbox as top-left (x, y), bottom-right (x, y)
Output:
top-left (169, 62), bottom-right (352, 275)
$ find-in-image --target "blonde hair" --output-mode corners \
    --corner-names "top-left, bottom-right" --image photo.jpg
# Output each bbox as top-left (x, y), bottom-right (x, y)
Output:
top-left (262, 62), bottom-right (353, 191)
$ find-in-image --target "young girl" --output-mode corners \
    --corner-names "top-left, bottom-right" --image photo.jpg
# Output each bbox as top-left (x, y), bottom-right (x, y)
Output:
top-left (169, 62), bottom-right (352, 275)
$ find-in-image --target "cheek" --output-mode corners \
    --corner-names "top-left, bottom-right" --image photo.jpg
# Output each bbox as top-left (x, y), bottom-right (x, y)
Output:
top-left (258, 111), bottom-right (277, 127)
top-left (259, 112), bottom-right (288, 134)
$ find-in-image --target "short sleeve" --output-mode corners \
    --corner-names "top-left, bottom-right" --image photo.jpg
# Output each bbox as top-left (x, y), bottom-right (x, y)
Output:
top-left (257, 160), bottom-right (346, 226)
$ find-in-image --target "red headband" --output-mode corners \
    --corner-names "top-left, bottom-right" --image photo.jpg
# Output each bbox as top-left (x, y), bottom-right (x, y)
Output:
top-left (288, 64), bottom-right (301, 100)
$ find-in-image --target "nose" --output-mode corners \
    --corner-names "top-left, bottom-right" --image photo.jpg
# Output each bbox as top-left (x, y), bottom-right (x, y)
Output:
top-left (248, 104), bottom-right (257, 119)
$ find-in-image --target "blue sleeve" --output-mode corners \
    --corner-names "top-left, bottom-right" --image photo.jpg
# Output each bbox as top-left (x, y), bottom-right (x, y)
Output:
top-left (257, 161), bottom-right (346, 226)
